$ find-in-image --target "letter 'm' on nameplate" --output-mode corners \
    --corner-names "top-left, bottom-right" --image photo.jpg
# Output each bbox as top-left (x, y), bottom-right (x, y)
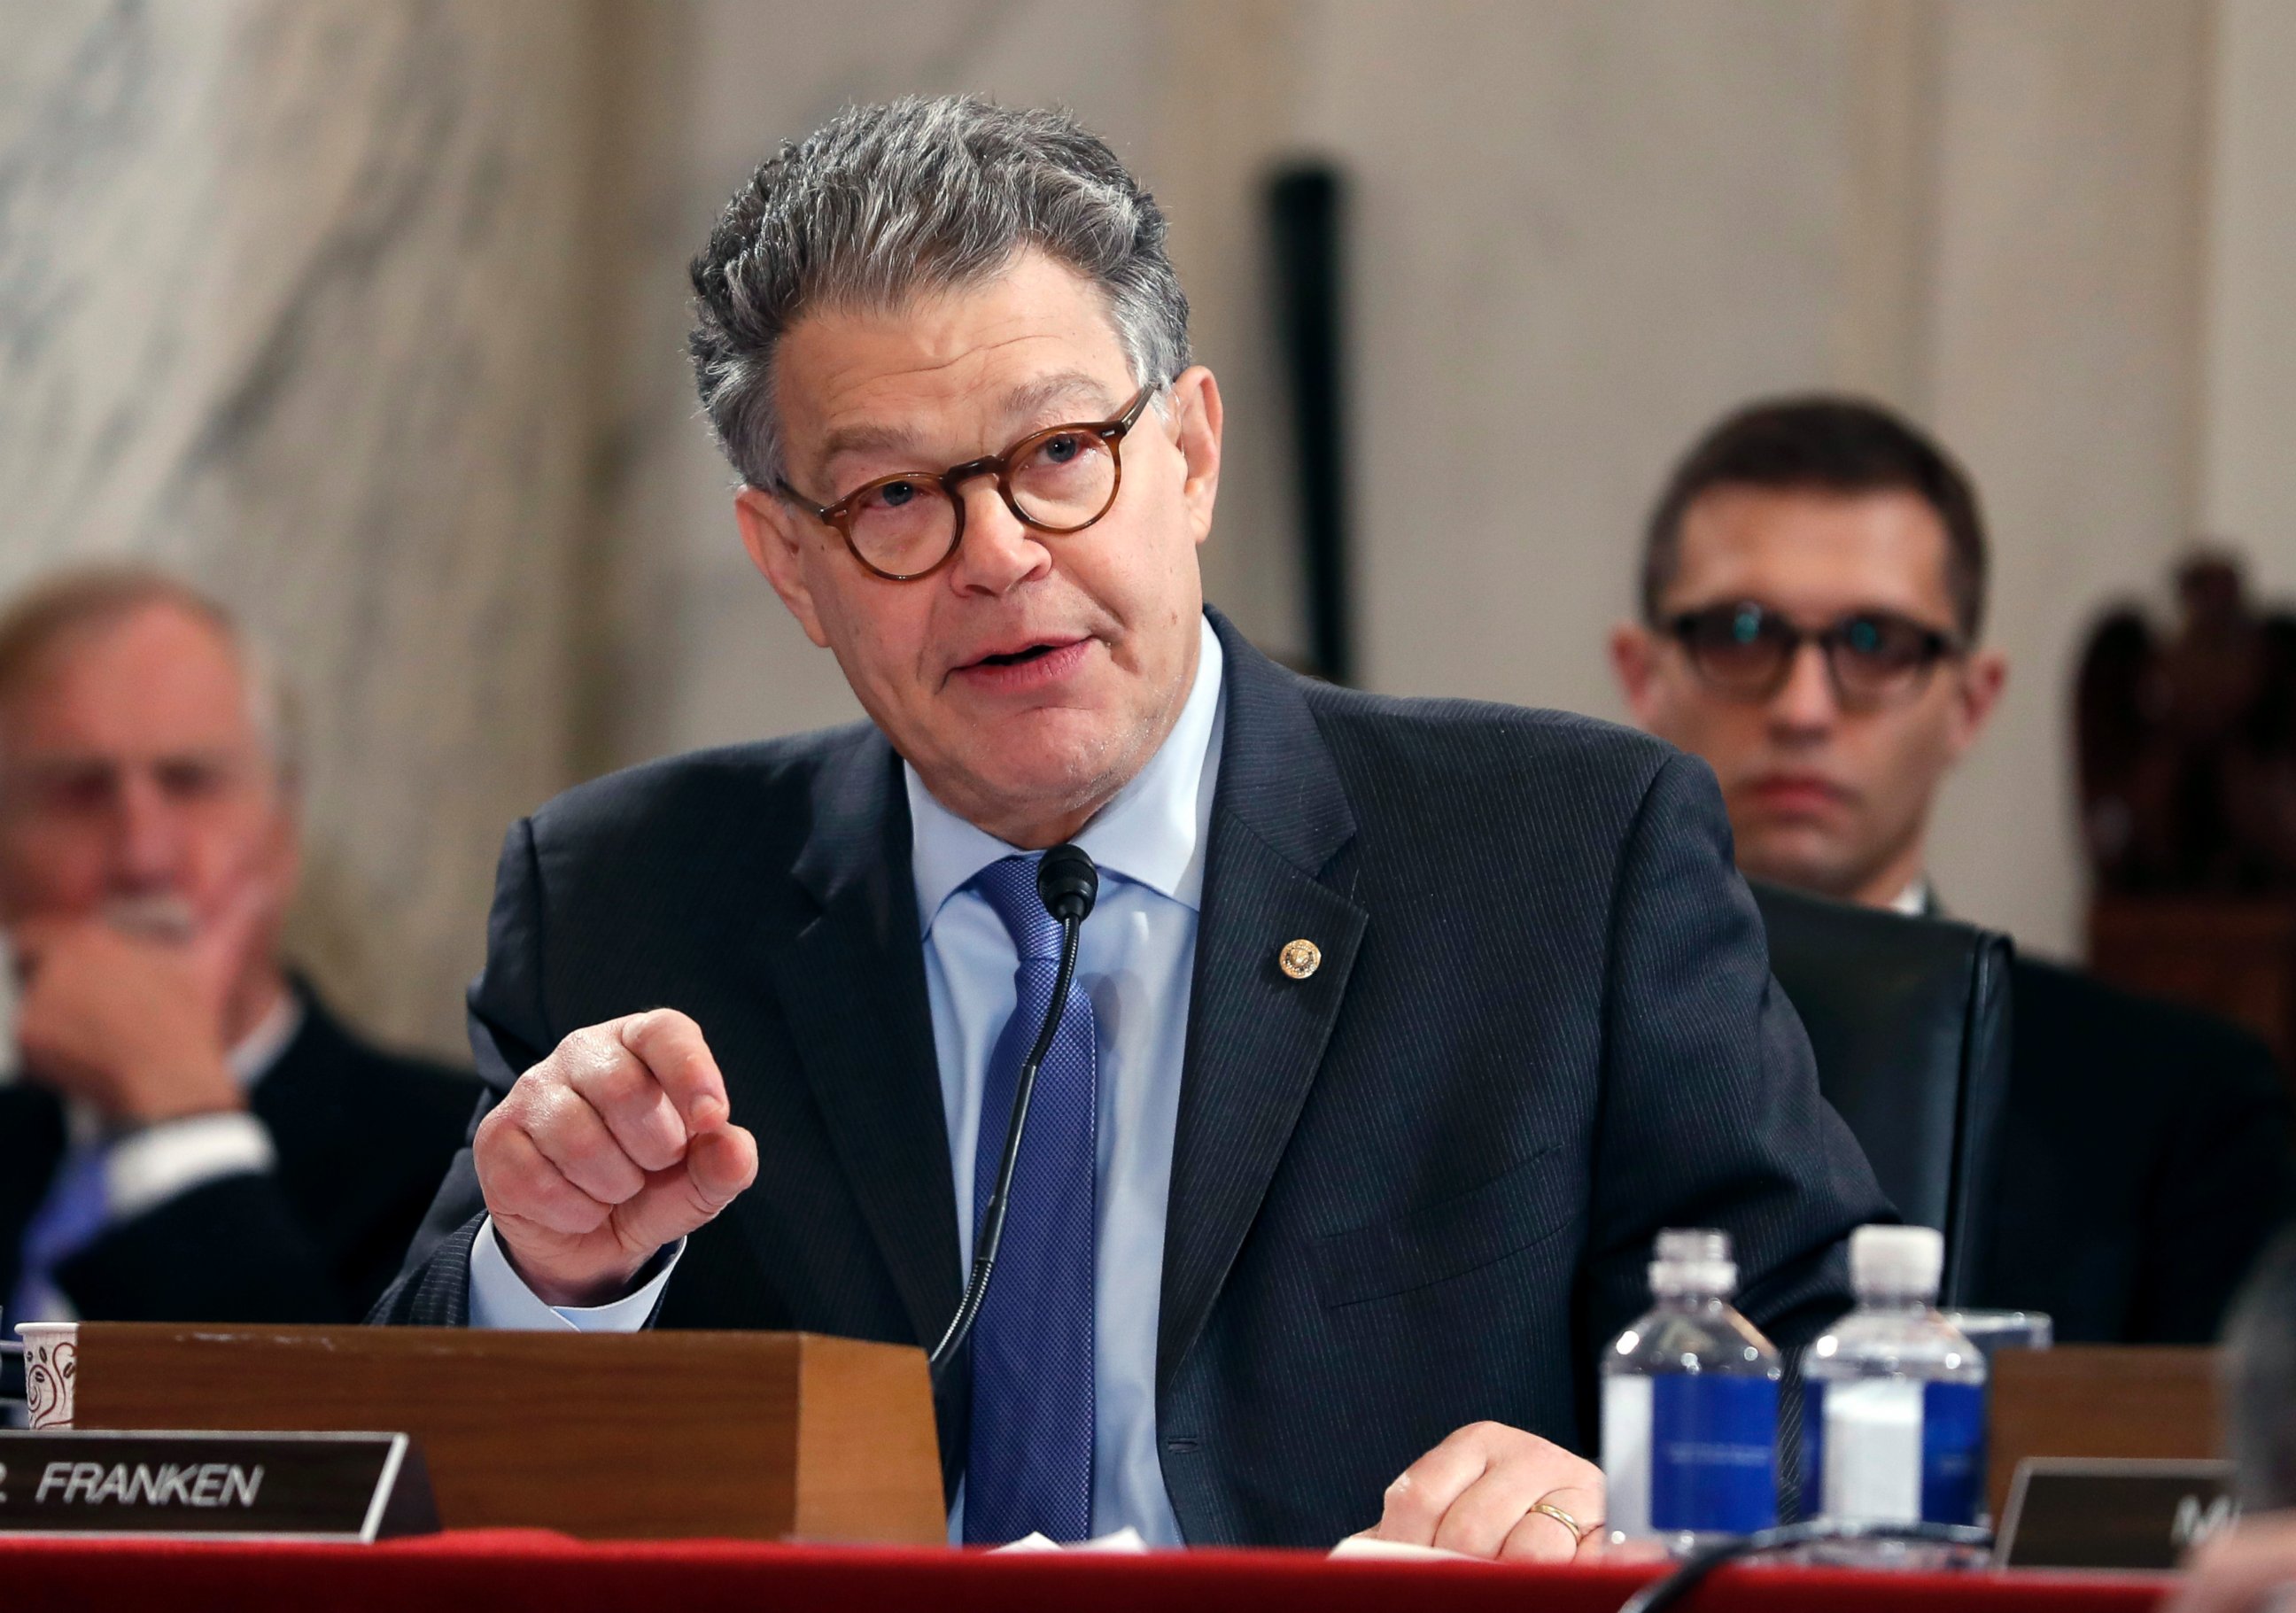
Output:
top-left (1995, 1457), bottom-right (2237, 1570)
top-left (0, 1430), bottom-right (437, 1541)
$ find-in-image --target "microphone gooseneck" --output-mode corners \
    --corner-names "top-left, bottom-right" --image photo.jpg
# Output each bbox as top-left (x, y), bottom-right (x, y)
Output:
top-left (928, 843), bottom-right (1099, 1381)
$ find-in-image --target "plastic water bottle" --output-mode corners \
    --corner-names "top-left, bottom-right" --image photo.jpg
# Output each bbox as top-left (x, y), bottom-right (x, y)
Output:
top-left (1803, 1225), bottom-right (1987, 1534)
top-left (1602, 1229), bottom-right (1782, 1549)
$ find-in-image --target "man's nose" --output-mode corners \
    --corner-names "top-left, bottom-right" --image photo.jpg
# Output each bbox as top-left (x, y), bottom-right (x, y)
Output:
top-left (944, 478), bottom-right (1053, 595)
top-left (1766, 643), bottom-right (1842, 735)
top-left (112, 770), bottom-right (187, 892)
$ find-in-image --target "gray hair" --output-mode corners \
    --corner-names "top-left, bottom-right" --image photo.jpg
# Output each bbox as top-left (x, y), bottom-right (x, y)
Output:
top-left (687, 96), bottom-right (1191, 489)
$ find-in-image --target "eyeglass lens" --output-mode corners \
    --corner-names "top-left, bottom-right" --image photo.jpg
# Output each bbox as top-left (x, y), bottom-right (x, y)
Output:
top-left (845, 428), bottom-right (1121, 577)
top-left (1677, 602), bottom-right (1948, 702)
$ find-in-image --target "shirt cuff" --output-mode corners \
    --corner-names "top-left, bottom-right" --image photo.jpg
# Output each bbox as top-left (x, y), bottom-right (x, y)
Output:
top-left (465, 1217), bottom-right (683, 1330)
top-left (105, 1111), bottom-right (278, 1222)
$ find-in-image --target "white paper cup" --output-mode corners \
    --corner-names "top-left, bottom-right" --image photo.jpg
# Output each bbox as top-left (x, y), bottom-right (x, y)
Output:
top-left (16, 1322), bottom-right (78, 1429)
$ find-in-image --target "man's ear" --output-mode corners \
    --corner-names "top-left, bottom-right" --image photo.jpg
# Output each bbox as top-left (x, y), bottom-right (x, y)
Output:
top-left (734, 486), bottom-right (833, 649)
top-left (1948, 648), bottom-right (2009, 755)
top-left (1169, 365), bottom-right (1224, 547)
top-left (1610, 621), bottom-right (1661, 725)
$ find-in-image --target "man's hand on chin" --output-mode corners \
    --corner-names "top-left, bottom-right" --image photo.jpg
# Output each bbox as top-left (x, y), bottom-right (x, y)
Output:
top-left (475, 1007), bottom-right (760, 1308)
top-left (1355, 1422), bottom-right (1605, 1562)
top-left (10, 884), bottom-right (268, 1128)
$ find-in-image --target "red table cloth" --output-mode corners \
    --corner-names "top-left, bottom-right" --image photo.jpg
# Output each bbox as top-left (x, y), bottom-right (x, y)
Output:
top-left (0, 1530), bottom-right (2174, 1613)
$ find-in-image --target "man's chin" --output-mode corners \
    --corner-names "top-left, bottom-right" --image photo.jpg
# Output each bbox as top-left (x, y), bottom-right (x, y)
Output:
top-left (936, 722), bottom-right (1136, 837)
top-left (1735, 833), bottom-right (1869, 905)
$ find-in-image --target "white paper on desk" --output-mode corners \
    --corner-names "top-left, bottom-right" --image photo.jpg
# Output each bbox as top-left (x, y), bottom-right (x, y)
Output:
top-left (1328, 1535), bottom-right (1479, 1563)
top-left (993, 1527), bottom-right (1151, 1554)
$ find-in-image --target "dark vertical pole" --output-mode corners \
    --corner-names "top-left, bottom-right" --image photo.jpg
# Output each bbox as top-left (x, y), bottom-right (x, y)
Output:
top-left (1267, 164), bottom-right (1354, 686)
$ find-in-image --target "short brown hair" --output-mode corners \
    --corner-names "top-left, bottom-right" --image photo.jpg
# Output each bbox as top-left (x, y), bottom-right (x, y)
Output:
top-left (1642, 396), bottom-right (1990, 640)
top-left (0, 566), bottom-right (297, 779)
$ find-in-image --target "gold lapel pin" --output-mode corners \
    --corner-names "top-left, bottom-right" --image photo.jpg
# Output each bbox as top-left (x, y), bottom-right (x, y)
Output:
top-left (1279, 938), bottom-right (1322, 980)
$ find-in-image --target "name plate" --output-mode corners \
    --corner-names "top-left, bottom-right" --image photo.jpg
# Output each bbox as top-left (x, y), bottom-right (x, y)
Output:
top-left (0, 1430), bottom-right (437, 1541)
top-left (1997, 1456), bottom-right (2238, 1570)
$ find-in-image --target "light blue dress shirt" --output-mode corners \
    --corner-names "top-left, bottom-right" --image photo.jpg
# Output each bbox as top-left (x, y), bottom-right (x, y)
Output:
top-left (473, 617), bottom-right (1225, 1546)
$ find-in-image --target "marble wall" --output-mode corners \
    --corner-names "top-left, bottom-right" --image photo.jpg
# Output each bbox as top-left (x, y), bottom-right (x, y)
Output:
top-left (2202, 0), bottom-right (2296, 598)
top-left (1919, 0), bottom-right (2212, 958)
top-left (0, 0), bottom-right (600, 1053)
top-left (1292, 0), bottom-right (1864, 727)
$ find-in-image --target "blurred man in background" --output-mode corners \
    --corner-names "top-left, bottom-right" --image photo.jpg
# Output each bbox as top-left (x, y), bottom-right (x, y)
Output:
top-left (0, 568), bottom-right (475, 1328)
top-left (1611, 398), bottom-right (2296, 1343)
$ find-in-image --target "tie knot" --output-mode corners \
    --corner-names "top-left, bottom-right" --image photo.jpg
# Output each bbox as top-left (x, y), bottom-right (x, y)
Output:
top-left (972, 854), bottom-right (1065, 961)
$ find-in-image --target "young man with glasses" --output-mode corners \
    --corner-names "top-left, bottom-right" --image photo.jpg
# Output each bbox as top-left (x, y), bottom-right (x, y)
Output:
top-left (1612, 396), bottom-right (2294, 1343)
top-left (378, 99), bottom-right (1891, 1554)
top-left (1610, 400), bottom-right (2004, 913)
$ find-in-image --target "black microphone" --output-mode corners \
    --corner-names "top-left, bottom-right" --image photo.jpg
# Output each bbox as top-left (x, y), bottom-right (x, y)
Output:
top-left (928, 843), bottom-right (1099, 1380)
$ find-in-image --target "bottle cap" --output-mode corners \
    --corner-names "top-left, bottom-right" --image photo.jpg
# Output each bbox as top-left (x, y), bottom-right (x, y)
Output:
top-left (1649, 1228), bottom-right (1736, 1297)
top-left (1850, 1223), bottom-right (1943, 1299)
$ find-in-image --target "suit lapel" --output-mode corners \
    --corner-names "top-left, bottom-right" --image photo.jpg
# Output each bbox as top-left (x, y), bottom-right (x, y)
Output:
top-left (763, 732), bottom-right (963, 1353)
top-left (1159, 615), bottom-right (1367, 1394)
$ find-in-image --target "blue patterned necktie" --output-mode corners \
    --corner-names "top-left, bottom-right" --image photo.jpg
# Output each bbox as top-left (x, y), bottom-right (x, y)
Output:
top-left (963, 853), bottom-right (1098, 1544)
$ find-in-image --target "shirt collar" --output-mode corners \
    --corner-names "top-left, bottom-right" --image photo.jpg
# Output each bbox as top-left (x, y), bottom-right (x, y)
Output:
top-left (229, 989), bottom-right (305, 1089)
top-left (907, 616), bottom-right (1227, 935)
top-left (1889, 878), bottom-right (1934, 919)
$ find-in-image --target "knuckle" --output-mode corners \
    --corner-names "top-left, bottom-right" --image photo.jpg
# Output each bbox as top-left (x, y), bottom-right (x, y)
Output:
top-left (474, 1105), bottom-right (509, 1152)
top-left (1382, 1473), bottom-right (1434, 1524)
top-left (600, 1060), bottom-right (664, 1113)
top-left (492, 1147), bottom-right (554, 1211)
top-left (554, 1023), bottom-right (623, 1079)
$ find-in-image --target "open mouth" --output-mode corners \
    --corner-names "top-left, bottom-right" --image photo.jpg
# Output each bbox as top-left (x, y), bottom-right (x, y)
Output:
top-left (978, 643), bottom-right (1059, 669)
top-left (950, 635), bottom-right (1092, 689)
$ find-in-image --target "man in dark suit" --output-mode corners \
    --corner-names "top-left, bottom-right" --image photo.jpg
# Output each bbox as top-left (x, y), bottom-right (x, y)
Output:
top-left (0, 569), bottom-right (477, 1330)
top-left (1612, 396), bottom-right (2296, 1343)
top-left (382, 97), bottom-right (1887, 1555)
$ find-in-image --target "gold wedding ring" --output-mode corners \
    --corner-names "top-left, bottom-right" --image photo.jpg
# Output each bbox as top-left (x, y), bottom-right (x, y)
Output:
top-left (1532, 1499), bottom-right (1594, 1540)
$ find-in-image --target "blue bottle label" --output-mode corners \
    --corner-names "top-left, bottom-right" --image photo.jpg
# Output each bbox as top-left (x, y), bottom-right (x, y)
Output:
top-left (1920, 1381), bottom-right (1986, 1526)
top-left (1648, 1374), bottom-right (1779, 1534)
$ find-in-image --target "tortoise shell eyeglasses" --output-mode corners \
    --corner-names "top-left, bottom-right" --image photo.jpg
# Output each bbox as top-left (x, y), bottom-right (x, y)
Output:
top-left (776, 383), bottom-right (1164, 582)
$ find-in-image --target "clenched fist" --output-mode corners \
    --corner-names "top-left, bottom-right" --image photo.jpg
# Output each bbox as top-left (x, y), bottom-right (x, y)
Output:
top-left (476, 1008), bottom-right (759, 1307)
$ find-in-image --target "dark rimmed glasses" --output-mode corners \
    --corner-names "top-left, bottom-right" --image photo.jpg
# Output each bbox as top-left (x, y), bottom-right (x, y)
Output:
top-left (776, 383), bottom-right (1162, 581)
top-left (1664, 601), bottom-right (1964, 709)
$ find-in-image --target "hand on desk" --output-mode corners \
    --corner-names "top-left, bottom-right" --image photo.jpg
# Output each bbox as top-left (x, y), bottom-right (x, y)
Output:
top-left (476, 1008), bottom-right (759, 1307)
top-left (1354, 1420), bottom-right (1605, 1562)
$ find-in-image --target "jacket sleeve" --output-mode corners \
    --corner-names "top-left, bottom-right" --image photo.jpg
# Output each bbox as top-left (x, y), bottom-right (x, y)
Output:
top-left (1581, 752), bottom-right (1891, 1370)
top-left (370, 818), bottom-right (554, 1324)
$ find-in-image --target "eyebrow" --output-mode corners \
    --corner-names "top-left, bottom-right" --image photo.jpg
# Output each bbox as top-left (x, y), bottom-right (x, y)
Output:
top-left (810, 371), bottom-right (1122, 486)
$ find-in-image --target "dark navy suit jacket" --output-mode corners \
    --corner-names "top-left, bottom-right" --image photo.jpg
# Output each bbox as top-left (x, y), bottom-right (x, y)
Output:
top-left (377, 609), bottom-right (1889, 1546)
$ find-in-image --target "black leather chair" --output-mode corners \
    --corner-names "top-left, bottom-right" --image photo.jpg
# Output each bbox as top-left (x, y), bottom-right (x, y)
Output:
top-left (1751, 881), bottom-right (2014, 1307)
